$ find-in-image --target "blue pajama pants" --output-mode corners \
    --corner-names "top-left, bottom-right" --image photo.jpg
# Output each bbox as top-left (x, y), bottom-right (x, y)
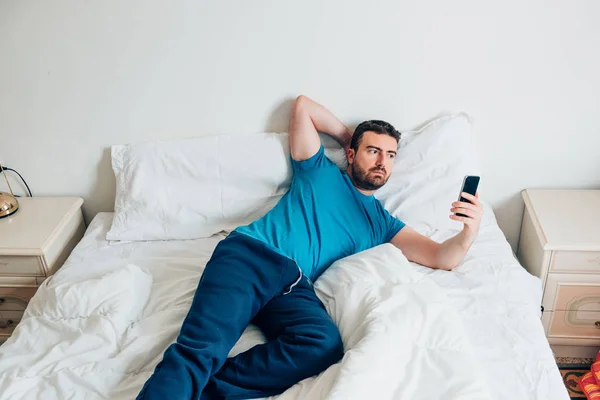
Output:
top-left (136, 232), bottom-right (344, 400)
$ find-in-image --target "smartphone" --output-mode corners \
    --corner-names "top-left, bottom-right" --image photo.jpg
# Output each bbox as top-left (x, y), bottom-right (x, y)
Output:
top-left (456, 175), bottom-right (480, 217)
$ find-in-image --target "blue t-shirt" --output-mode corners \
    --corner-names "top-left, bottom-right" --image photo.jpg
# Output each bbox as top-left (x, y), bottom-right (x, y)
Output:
top-left (235, 145), bottom-right (405, 280)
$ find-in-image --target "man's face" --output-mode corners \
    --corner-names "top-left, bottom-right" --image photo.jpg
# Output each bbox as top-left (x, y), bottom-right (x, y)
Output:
top-left (347, 131), bottom-right (397, 191)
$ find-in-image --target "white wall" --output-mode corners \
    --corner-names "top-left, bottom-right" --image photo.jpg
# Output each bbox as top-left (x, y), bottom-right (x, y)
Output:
top-left (1, 1), bottom-right (599, 251)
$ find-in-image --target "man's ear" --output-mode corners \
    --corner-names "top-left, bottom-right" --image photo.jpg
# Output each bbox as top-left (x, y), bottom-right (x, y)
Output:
top-left (347, 148), bottom-right (355, 164)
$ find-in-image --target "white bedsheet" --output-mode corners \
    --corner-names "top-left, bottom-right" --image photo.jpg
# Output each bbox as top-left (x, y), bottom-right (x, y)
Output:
top-left (0, 213), bottom-right (568, 400)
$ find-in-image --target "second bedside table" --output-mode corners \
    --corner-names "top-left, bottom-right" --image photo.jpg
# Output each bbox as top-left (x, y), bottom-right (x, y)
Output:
top-left (0, 197), bottom-right (86, 342)
top-left (517, 189), bottom-right (600, 358)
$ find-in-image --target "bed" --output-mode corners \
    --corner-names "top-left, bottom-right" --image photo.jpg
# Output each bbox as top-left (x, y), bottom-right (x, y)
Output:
top-left (0, 113), bottom-right (570, 399)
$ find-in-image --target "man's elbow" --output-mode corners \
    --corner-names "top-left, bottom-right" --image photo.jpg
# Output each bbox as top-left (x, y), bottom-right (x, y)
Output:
top-left (294, 95), bottom-right (310, 111)
top-left (436, 262), bottom-right (458, 271)
top-left (417, 257), bottom-right (455, 271)
top-left (432, 248), bottom-right (459, 271)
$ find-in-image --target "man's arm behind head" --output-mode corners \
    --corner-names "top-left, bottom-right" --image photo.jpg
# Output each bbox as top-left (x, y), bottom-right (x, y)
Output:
top-left (289, 95), bottom-right (352, 162)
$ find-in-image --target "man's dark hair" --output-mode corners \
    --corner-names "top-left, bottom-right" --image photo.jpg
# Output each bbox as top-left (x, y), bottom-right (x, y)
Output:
top-left (350, 120), bottom-right (401, 151)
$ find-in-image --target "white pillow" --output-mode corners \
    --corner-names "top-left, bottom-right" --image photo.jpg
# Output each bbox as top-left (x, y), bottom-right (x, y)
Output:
top-left (374, 112), bottom-right (483, 231)
top-left (107, 132), bottom-right (344, 241)
top-left (107, 133), bottom-right (291, 241)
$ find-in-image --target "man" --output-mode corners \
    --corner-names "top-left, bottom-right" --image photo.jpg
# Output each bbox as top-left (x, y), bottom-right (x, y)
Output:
top-left (137, 95), bottom-right (483, 400)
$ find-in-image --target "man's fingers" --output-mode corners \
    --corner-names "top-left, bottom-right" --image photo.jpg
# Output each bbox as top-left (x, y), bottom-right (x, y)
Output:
top-left (449, 214), bottom-right (472, 224)
top-left (450, 208), bottom-right (478, 219)
top-left (461, 192), bottom-right (482, 206)
top-left (452, 201), bottom-right (482, 214)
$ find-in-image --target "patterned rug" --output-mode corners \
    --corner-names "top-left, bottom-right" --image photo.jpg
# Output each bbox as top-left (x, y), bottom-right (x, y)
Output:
top-left (558, 362), bottom-right (593, 399)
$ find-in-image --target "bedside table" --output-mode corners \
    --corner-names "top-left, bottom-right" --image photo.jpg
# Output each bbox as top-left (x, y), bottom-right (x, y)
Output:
top-left (517, 189), bottom-right (600, 358)
top-left (0, 197), bottom-right (86, 342)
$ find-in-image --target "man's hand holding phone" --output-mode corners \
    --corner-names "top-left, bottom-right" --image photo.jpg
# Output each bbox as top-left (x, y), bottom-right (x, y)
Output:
top-left (450, 191), bottom-right (484, 243)
top-left (450, 175), bottom-right (484, 245)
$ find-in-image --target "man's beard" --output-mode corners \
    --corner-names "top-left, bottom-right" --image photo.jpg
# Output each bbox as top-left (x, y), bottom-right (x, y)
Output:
top-left (350, 163), bottom-right (389, 191)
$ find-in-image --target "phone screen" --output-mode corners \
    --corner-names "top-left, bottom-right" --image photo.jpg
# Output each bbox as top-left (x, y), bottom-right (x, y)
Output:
top-left (457, 176), bottom-right (480, 217)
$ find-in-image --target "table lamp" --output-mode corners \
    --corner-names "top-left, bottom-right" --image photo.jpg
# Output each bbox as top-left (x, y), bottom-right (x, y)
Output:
top-left (0, 161), bottom-right (19, 218)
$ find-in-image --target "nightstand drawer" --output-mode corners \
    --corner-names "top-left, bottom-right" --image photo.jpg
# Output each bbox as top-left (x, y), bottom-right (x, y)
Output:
top-left (0, 256), bottom-right (45, 276)
top-left (0, 310), bottom-right (23, 340)
top-left (547, 310), bottom-right (600, 339)
top-left (0, 286), bottom-right (37, 305)
top-left (0, 287), bottom-right (36, 341)
top-left (551, 251), bottom-right (600, 273)
top-left (0, 316), bottom-right (20, 339)
top-left (542, 273), bottom-right (600, 311)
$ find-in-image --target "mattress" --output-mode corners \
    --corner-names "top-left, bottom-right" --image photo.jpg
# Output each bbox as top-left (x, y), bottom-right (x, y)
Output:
top-left (0, 212), bottom-right (569, 399)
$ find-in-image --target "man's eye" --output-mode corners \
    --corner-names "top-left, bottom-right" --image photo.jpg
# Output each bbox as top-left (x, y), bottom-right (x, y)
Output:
top-left (388, 154), bottom-right (395, 159)
top-left (369, 150), bottom-right (377, 154)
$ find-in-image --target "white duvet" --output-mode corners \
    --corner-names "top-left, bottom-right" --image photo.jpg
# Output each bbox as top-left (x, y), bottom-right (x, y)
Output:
top-left (279, 244), bottom-right (491, 400)
top-left (0, 213), bottom-right (568, 400)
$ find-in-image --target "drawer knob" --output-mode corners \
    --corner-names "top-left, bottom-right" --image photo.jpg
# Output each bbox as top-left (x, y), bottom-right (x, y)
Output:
top-left (595, 321), bottom-right (600, 329)
top-left (0, 297), bottom-right (28, 308)
top-left (0, 319), bottom-right (13, 329)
